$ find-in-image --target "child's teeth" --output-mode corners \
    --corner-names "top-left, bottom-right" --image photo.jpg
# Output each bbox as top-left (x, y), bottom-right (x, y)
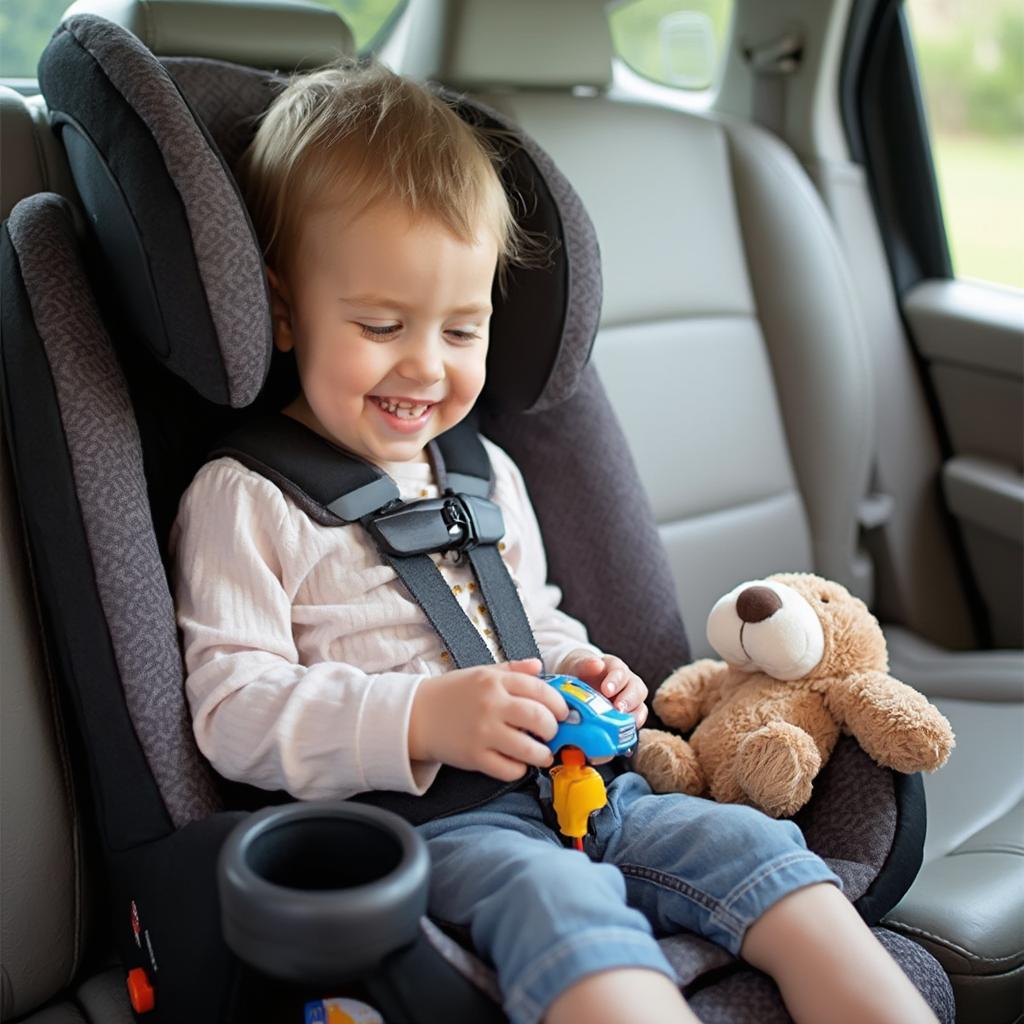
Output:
top-left (375, 398), bottom-right (429, 418)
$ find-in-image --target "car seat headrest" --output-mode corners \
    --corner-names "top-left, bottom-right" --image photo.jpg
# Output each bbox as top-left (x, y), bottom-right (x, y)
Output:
top-left (429, 0), bottom-right (614, 90)
top-left (39, 14), bottom-right (602, 414)
top-left (61, 0), bottom-right (354, 70)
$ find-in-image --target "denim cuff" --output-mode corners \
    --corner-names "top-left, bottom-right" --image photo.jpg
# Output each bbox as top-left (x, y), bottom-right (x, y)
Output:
top-left (504, 925), bottom-right (678, 1024)
top-left (708, 850), bottom-right (844, 955)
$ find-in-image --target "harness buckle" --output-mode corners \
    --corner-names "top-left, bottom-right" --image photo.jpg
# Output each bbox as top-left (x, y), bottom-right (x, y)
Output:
top-left (366, 493), bottom-right (505, 558)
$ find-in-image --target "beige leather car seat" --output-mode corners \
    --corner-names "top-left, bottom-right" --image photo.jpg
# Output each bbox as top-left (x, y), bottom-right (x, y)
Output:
top-left (409, 1), bottom-right (1023, 1020)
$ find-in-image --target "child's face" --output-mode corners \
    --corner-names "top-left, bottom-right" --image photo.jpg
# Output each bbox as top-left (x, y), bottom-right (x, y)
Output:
top-left (271, 196), bottom-right (497, 465)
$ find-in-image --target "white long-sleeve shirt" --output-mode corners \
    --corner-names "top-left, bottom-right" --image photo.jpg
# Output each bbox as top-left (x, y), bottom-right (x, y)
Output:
top-left (169, 436), bottom-right (599, 801)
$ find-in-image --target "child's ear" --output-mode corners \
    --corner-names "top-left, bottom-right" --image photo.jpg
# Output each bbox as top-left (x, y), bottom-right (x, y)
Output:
top-left (266, 267), bottom-right (295, 353)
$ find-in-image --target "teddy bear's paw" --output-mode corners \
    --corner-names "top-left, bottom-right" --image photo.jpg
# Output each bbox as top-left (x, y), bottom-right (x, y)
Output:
top-left (634, 730), bottom-right (706, 795)
top-left (841, 674), bottom-right (957, 774)
top-left (735, 722), bottom-right (822, 818)
top-left (652, 659), bottom-right (726, 732)
top-left (870, 712), bottom-right (956, 774)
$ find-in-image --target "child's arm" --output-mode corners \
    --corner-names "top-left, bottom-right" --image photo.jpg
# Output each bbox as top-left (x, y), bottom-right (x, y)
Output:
top-left (172, 460), bottom-right (440, 801)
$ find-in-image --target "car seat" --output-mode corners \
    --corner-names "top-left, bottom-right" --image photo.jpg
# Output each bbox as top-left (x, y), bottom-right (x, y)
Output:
top-left (1, 3), bottom-right (954, 1022)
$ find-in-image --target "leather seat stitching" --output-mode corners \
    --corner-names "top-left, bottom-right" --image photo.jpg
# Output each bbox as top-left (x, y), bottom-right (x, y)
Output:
top-left (885, 921), bottom-right (1024, 966)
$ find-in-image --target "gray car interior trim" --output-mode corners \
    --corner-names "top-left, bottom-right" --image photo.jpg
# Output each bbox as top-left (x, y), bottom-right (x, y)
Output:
top-left (905, 279), bottom-right (1024, 378)
top-left (942, 457), bottom-right (1024, 546)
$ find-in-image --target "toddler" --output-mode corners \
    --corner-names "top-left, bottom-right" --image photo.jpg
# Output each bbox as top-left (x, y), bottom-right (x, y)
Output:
top-left (170, 60), bottom-right (939, 1024)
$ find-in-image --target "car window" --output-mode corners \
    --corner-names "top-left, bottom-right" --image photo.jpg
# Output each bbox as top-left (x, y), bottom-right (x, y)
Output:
top-left (310, 0), bottom-right (405, 52)
top-left (608, 0), bottom-right (733, 92)
top-left (0, 0), bottom-right (67, 78)
top-left (905, 0), bottom-right (1023, 290)
top-left (0, 0), bottom-right (404, 79)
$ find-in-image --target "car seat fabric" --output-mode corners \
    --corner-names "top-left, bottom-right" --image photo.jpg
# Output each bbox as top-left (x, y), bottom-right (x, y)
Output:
top-left (683, 926), bottom-right (956, 1024)
top-left (2, 192), bottom-right (221, 837)
top-left (38, 15), bottom-right (271, 408)
top-left (0, 12), bottom-right (953, 1023)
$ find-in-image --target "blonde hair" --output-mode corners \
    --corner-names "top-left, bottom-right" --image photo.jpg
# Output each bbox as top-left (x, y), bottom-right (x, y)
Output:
top-left (238, 59), bottom-right (528, 282)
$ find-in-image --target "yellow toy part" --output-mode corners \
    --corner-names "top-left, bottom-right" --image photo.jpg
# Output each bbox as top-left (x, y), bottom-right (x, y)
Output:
top-left (558, 680), bottom-right (594, 703)
top-left (549, 747), bottom-right (607, 844)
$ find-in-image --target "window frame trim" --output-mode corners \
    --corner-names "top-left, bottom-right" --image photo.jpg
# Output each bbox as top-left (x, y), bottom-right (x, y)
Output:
top-left (840, 0), bottom-right (952, 296)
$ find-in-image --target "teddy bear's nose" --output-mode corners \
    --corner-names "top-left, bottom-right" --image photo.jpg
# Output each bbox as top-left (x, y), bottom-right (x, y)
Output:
top-left (736, 586), bottom-right (783, 623)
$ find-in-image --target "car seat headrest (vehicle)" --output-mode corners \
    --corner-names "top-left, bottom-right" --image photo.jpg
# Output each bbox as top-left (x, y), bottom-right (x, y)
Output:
top-left (434, 0), bottom-right (615, 90)
top-left (38, 14), bottom-right (604, 416)
top-left (61, 0), bottom-right (355, 71)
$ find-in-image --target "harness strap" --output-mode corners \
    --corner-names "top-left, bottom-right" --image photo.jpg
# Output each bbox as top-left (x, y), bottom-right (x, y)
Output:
top-left (210, 413), bottom-right (399, 525)
top-left (382, 552), bottom-right (496, 669)
top-left (209, 412), bottom-right (541, 668)
top-left (467, 545), bottom-right (541, 662)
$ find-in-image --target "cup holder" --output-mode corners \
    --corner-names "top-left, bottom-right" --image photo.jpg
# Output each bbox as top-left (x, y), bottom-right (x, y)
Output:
top-left (218, 802), bottom-right (430, 984)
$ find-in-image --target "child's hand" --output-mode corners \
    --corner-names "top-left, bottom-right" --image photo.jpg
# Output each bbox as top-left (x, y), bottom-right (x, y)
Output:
top-left (409, 658), bottom-right (569, 782)
top-left (559, 650), bottom-right (649, 727)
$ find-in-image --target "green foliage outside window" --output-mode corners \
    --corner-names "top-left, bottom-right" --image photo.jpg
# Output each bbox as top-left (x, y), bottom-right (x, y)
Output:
top-left (908, 0), bottom-right (1023, 289)
top-left (0, 0), bottom-right (69, 78)
top-left (313, 0), bottom-right (403, 52)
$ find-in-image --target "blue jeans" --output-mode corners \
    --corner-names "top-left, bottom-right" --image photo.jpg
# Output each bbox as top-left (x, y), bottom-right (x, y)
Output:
top-left (417, 770), bottom-right (841, 1024)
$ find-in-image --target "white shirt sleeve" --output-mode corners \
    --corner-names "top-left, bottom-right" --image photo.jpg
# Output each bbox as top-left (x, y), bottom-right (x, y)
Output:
top-left (169, 460), bottom-right (441, 801)
top-left (484, 439), bottom-right (603, 673)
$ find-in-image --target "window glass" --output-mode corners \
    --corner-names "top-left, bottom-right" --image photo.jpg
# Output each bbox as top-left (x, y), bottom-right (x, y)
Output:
top-left (906, 0), bottom-right (1024, 290)
top-left (311, 0), bottom-right (404, 52)
top-left (608, 0), bottom-right (733, 92)
top-left (0, 0), bottom-right (68, 78)
top-left (0, 0), bottom-right (403, 79)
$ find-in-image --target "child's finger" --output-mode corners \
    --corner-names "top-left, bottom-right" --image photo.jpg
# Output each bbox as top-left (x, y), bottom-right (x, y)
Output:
top-left (570, 655), bottom-right (605, 682)
top-left (612, 677), bottom-right (647, 713)
top-left (505, 657), bottom-right (543, 674)
top-left (602, 670), bottom-right (624, 697)
top-left (495, 724), bottom-right (556, 769)
top-left (507, 672), bottom-right (568, 719)
top-left (601, 659), bottom-right (633, 697)
top-left (479, 749), bottom-right (530, 782)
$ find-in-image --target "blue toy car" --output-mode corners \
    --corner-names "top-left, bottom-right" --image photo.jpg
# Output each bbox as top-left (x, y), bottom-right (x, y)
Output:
top-left (541, 674), bottom-right (638, 759)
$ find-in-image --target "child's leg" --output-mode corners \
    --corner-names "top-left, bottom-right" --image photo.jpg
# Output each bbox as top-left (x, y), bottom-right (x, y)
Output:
top-left (417, 786), bottom-right (684, 1024)
top-left (740, 882), bottom-right (938, 1024)
top-left (592, 772), bottom-right (940, 1022)
top-left (545, 968), bottom-right (700, 1024)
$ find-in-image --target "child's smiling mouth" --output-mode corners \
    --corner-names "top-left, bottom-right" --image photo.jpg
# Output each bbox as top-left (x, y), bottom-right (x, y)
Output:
top-left (368, 395), bottom-right (436, 430)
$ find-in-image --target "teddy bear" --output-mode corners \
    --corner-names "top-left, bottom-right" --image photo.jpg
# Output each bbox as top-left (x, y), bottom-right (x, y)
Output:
top-left (633, 573), bottom-right (954, 818)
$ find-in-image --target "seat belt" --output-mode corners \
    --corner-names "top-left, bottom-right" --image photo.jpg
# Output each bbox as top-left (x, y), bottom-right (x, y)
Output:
top-left (210, 413), bottom-right (541, 669)
top-left (742, 30), bottom-right (803, 138)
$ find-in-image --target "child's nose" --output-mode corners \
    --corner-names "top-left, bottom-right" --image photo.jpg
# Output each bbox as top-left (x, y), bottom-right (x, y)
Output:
top-left (396, 336), bottom-right (445, 385)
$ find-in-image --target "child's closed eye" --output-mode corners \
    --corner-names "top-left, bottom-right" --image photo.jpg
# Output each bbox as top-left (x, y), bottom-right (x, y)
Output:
top-left (355, 323), bottom-right (480, 343)
top-left (357, 322), bottom-right (401, 339)
top-left (445, 327), bottom-right (481, 344)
